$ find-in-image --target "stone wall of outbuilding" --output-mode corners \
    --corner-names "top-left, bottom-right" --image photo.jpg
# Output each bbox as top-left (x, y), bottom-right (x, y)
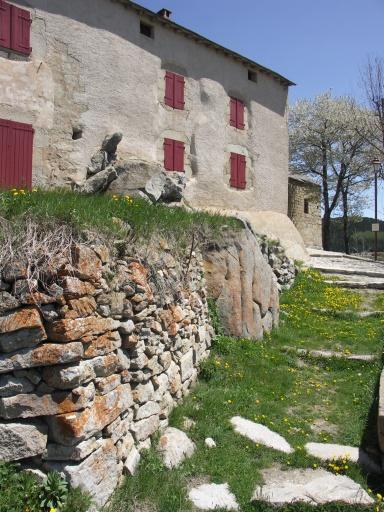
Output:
top-left (0, 226), bottom-right (283, 507)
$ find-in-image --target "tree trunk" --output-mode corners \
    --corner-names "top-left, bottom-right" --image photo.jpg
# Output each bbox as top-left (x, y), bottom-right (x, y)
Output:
top-left (341, 185), bottom-right (350, 254)
top-left (321, 140), bottom-right (331, 250)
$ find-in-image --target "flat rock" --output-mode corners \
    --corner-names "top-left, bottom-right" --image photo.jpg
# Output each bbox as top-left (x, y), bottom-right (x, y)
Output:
top-left (0, 342), bottom-right (84, 374)
top-left (0, 307), bottom-right (46, 352)
top-left (189, 483), bottom-right (239, 511)
top-left (49, 439), bottom-right (122, 508)
top-left (252, 466), bottom-right (374, 506)
top-left (230, 416), bottom-right (293, 454)
top-left (0, 381), bottom-right (95, 419)
top-left (305, 442), bottom-right (359, 462)
top-left (46, 316), bottom-right (120, 342)
top-left (0, 374), bottom-right (35, 397)
top-left (47, 383), bottom-right (133, 445)
top-left (0, 421), bottom-right (48, 461)
top-left (158, 427), bottom-right (195, 468)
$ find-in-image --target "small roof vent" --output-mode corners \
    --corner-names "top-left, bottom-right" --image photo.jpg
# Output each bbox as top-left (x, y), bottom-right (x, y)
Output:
top-left (157, 8), bottom-right (172, 19)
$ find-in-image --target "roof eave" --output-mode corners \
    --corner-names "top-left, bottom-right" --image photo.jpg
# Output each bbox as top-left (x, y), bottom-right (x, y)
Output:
top-left (112, 0), bottom-right (296, 87)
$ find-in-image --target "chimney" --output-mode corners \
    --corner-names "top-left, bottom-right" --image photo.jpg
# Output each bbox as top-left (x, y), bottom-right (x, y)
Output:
top-left (157, 8), bottom-right (172, 19)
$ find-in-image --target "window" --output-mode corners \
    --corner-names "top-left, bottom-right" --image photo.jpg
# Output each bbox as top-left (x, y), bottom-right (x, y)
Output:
top-left (140, 21), bottom-right (153, 38)
top-left (248, 70), bottom-right (258, 83)
top-left (164, 138), bottom-right (185, 172)
top-left (0, 1), bottom-right (31, 55)
top-left (230, 153), bottom-right (246, 189)
top-left (304, 199), bottom-right (309, 214)
top-left (165, 71), bottom-right (185, 110)
top-left (230, 97), bottom-right (245, 129)
top-left (0, 118), bottom-right (34, 189)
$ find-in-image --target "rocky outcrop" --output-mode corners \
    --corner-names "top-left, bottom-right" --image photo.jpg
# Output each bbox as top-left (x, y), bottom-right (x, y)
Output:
top-left (0, 243), bottom-right (212, 507)
top-left (203, 227), bottom-right (279, 339)
top-left (79, 133), bottom-right (186, 203)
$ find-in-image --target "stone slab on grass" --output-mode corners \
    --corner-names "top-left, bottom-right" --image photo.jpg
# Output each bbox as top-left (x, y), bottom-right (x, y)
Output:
top-left (158, 427), bottom-right (195, 468)
top-left (305, 442), bottom-right (359, 462)
top-left (230, 416), bottom-right (293, 454)
top-left (189, 483), bottom-right (239, 510)
top-left (252, 466), bottom-right (374, 507)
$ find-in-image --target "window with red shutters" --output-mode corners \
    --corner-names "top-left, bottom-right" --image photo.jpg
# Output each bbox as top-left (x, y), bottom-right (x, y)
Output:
top-left (230, 153), bottom-right (246, 190)
top-left (164, 138), bottom-right (185, 172)
top-left (229, 97), bottom-right (245, 129)
top-left (11, 4), bottom-right (31, 55)
top-left (0, 1), bottom-right (31, 54)
top-left (0, 118), bottom-right (33, 189)
top-left (0, 0), bottom-right (11, 49)
top-left (164, 71), bottom-right (185, 110)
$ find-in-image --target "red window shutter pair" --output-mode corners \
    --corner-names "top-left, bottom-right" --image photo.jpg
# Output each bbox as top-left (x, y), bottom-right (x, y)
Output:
top-left (230, 153), bottom-right (246, 189)
top-left (0, 1), bottom-right (31, 54)
top-left (164, 138), bottom-right (185, 172)
top-left (0, 118), bottom-right (34, 189)
top-left (165, 71), bottom-right (185, 110)
top-left (230, 98), bottom-right (245, 129)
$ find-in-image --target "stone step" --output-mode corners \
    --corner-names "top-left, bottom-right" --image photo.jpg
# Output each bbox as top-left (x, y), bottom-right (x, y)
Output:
top-left (311, 307), bottom-right (384, 318)
top-left (312, 266), bottom-right (384, 279)
top-left (281, 346), bottom-right (378, 362)
top-left (324, 278), bottom-right (384, 290)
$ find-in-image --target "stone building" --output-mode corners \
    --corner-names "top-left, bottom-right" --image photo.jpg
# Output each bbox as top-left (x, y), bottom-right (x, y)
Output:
top-left (288, 174), bottom-right (322, 249)
top-left (0, 0), bottom-right (295, 215)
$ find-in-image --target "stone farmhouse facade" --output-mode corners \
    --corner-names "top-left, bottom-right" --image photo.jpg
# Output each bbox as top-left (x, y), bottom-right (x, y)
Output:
top-left (288, 174), bottom-right (322, 249)
top-left (0, 0), bottom-right (296, 215)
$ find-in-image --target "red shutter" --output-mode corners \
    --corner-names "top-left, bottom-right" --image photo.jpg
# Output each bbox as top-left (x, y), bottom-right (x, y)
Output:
top-left (237, 100), bottom-right (245, 129)
top-left (0, 119), bottom-right (33, 189)
top-left (238, 155), bottom-right (246, 189)
top-left (11, 5), bottom-right (31, 55)
top-left (174, 141), bottom-right (185, 172)
top-left (0, 0), bottom-right (11, 49)
top-left (174, 74), bottom-right (185, 110)
top-left (230, 153), bottom-right (238, 187)
top-left (230, 98), bottom-right (237, 127)
top-left (164, 138), bottom-right (174, 171)
top-left (165, 71), bottom-right (174, 108)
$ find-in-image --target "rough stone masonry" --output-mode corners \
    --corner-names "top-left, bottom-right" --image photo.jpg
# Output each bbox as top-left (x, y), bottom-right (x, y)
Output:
top-left (0, 225), bottom-right (289, 507)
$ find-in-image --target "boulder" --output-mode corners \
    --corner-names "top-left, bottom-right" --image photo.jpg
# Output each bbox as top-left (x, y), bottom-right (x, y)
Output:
top-left (109, 159), bottom-right (163, 194)
top-left (145, 171), bottom-right (186, 203)
top-left (79, 165), bottom-right (118, 194)
top-left (87, 150), bottom-right (108, 177)
top-left (101, 132), bottom-right (123, 155)
top-left (0, 421), bottom-right (48, 461)
top-left (158, 427), bottom-right (195, 468)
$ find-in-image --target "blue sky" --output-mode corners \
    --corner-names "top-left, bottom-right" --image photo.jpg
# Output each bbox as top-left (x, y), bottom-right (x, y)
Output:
top-left (138, 0), bottom-right (383, 104)
top-left (139, 0), bottom-right (383, 218)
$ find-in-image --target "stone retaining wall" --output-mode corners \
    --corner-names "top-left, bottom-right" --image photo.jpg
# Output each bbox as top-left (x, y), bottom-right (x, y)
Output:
top-left (0, 242), bottom-right (212, 507)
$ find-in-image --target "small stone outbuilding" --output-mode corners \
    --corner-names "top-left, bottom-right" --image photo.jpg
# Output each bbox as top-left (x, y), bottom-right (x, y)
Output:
top-left (288, 174), bottom-right (322, 249)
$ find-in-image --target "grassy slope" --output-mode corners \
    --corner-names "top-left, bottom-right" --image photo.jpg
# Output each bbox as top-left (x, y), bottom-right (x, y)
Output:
top-left (0, 189), bottom-right (239, 248)
top-left (106, 271), bottom-right (384, 512)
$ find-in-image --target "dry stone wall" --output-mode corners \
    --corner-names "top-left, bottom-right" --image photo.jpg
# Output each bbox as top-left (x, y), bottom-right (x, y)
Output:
top-left (0, 243), bottom-right (213, 507)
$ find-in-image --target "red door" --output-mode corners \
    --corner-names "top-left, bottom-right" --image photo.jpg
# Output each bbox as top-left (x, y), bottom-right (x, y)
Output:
top-left (0, 119), bottom-right (33, 189)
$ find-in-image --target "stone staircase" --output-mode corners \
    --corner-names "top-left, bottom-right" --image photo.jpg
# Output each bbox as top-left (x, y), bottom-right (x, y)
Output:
top-left (306, 249), bottom-right (384, 290)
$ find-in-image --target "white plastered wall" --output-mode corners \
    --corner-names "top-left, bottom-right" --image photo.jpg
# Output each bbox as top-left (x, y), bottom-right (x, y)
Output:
top-left (0, 0), bottom-right (289, 214)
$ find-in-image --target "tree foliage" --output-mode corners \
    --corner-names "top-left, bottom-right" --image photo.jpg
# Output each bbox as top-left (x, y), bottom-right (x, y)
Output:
top-left (289, 92), bottom-right (373, 252)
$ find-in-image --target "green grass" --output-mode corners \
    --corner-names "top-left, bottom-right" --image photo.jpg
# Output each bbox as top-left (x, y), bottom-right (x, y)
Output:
top-left (0, 188), bottom-right (240, 250)
top-left (0, 463), bottom-right (91, 512)
top-left (106, 271), bottom-right (384, 512)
